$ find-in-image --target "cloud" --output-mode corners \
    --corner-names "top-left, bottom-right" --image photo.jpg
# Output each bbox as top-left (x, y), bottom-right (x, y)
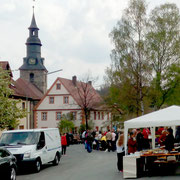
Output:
top-left (0, 0), bottom-right (179, 89)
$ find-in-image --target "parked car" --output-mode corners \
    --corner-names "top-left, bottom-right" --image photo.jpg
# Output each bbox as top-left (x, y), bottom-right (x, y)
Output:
top-left (0, 147), bottom-right (17, 180)
top-left (0, 128), bottom-right (61, 173)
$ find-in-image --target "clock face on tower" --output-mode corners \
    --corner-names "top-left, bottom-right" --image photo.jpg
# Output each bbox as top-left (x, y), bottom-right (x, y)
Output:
top-left (28, 58), bottom-right (36, 65)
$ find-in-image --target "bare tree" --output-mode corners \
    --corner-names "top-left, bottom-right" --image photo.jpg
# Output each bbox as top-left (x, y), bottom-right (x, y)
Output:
top-left (75, 75), bottom-right (101, 130)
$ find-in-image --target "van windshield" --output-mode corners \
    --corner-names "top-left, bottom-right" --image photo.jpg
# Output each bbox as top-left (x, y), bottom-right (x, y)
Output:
top-left (0, 132), bottom-right (40, 146)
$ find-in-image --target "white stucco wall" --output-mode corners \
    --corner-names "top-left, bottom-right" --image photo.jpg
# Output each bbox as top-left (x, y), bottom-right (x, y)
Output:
top-left (38, 80), bottom-right (80, 110)
top-left (37, 110), bottom-right (82, 129)
top-left (16, 99), bottom-right (31, 129)
top-left (36, 78), bottom-right (111, 131)
top-left (49, 79), bottom-right (68, 94)
top-left (89, 111), bottom-right (111, 132)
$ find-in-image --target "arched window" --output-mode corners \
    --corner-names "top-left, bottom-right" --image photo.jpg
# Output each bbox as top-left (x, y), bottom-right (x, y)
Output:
top-left (32, 30), bottom-right (35, 36)
top-left (30, 73), bottom-right (34, 82)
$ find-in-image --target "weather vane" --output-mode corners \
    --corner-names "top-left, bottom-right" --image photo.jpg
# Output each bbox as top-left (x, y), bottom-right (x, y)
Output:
top-left (32, 0), bottom-right (35, 12)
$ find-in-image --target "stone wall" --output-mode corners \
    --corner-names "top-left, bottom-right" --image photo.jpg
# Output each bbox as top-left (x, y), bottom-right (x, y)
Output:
top-left (20, 69), bottom-right (47, 94)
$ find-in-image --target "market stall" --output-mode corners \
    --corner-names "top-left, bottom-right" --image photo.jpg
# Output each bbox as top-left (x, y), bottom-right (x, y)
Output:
top-left (124, 105), bottom-right (180, 154)
top-left (123, 105), bottom-right (180, 178)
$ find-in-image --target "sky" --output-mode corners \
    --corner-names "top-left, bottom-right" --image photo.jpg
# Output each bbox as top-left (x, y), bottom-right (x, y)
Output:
top-left (0, 0), bottom-right (180, 89)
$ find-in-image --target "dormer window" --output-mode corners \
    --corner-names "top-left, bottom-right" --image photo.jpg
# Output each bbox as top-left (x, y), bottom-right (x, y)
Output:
top-left (56, 83), bottom-right (61, 90)
top-left (30, 73), bottom-right (34, 82)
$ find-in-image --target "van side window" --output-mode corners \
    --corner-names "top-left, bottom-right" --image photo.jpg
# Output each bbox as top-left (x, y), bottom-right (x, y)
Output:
top-left (37, 132), bottom-right (45, 149)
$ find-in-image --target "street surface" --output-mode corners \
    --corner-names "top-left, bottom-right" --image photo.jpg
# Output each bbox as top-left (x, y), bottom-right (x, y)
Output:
top-left (17, 144), bottom-right (180, 180)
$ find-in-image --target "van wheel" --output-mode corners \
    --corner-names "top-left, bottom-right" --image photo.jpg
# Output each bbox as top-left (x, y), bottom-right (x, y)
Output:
top-left (53, 154), bottom-right (60, 166)
top-left (34, 159), bottom-right (41, 173)
top-left (8, 167), bottom-right (16, 180)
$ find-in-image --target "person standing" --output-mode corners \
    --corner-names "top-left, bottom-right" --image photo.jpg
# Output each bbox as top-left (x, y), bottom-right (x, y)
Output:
top-left (136, 129), bottom-right (144, 151)
top-left (106, 129), bottom-right (112, 152)
top-left (82, 130), bottom-right (86, 144)
top-left (175, 126), bottom-right (180, 143)
top-left (94, 131), bottom-right (100, 150)
top-left (111, 129), bottom-right (116, 152)
top-left (165, 128), bottom-right (175, 151)
top-left (116, 133), bottom-right (125, 172)
top-left (61, 133), bottom-right (67, 155)
top-left (142, 128), bottom-right (150, 149)
top-left (100, 133), bottom-right (107, 151)
top-left (98, 131), bottom-right (102, 141)
top-left (158, 130), bottom-right (168, 146)
top-left (66, 132), bottom-right (70, 146)
top-left (128, 132), bottom-right (137, 154)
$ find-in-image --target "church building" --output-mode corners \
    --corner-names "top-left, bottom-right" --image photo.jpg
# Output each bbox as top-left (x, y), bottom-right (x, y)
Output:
top-left (19, 12), bottom-right (48, 94)
top-left (14, 11), bottom-right (46, 129)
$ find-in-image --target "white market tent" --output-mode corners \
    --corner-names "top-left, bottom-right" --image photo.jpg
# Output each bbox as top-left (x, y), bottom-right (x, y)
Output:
top-left (124, 105), bottom-right (180, 154)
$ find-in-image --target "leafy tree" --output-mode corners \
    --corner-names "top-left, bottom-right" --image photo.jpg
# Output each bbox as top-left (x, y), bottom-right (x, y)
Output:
top-left (146, 3), bottom-right (180, 109)
top-left (106, 0), bottom-right (150, 117)
top-left (105, 0), bottom-right (180, 119)
top-left (161, 64), bottom-right (180, 106)
top-left (0, 67), bottom-right (26, 130)
top-left (58, 114), bottom-right (75, 133)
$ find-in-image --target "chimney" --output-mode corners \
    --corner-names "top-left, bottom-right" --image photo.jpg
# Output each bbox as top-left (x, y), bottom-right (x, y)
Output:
top-left (88, 81), bottom-right (92, 86)
top-left (72, 76), bottom-right (77, 86)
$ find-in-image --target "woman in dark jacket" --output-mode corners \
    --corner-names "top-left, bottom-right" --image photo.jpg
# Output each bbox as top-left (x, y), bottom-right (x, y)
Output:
top-left (165, 128), bottom-right (175, 151)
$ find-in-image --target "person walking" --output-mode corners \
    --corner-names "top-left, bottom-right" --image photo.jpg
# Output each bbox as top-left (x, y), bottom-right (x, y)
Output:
top-left (61, 133), bottom-right (67, 155)
top-left (116, 133), bottom-right (125, 172)
top-left (86, 130), bottom-right (93, 153)
top-left (106, 129), bottom-right (112, 152)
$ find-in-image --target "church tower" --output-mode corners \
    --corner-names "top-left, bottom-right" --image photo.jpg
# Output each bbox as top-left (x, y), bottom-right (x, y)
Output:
top-left (19, 11), bottom-right (47, 94)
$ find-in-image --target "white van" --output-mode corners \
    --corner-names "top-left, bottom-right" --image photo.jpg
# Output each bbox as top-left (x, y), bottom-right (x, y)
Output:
top-left (0, 128), bottom-right (61, 172)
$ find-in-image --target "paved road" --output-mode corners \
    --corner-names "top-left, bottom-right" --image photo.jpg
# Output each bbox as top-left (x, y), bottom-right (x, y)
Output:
top-left (17, 144), bottom-right (180, 180)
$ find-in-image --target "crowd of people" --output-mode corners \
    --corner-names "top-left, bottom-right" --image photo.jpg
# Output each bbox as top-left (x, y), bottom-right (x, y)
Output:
top-left (82, 129), bottom-right (125, 172)
top-left (127, 127), bottom-right (178, 154)
top-left (82, 129), bottom-right (121, 153)
top-left (118, 126), bottom-right (180, 172)
top-left (60, 126), bottom-right (180, 173)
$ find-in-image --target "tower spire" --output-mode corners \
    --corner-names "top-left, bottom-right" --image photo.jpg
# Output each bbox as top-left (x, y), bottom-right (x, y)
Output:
top-left (29, 6), bottom-right (39, 30)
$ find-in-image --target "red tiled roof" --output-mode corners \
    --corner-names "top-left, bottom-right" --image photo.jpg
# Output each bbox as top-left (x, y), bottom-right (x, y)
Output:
top-left (0, 61), bottom-right (13, 77)
top-left (0, 61), bottom-right (43, 100)
top-left (59, 77), bottom-right (103, 109)
top-left (12, 78), bottom-right (44, 100)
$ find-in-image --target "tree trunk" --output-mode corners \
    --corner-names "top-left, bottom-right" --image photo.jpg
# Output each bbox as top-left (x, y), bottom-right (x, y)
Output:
top-left (84, 109), bottom-right (88, 130)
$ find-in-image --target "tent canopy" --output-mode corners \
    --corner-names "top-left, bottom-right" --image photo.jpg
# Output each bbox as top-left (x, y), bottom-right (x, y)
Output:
top-left (124, 105), bottom-right (180, 154)
top-left (125, 105), bottom-right (180, 129)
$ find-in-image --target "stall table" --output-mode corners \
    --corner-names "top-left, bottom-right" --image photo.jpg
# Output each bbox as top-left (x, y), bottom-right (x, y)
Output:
top-left (123, 152), bottom-right (180, 178)
top-left (141, 152), bottom-right (180, 176)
